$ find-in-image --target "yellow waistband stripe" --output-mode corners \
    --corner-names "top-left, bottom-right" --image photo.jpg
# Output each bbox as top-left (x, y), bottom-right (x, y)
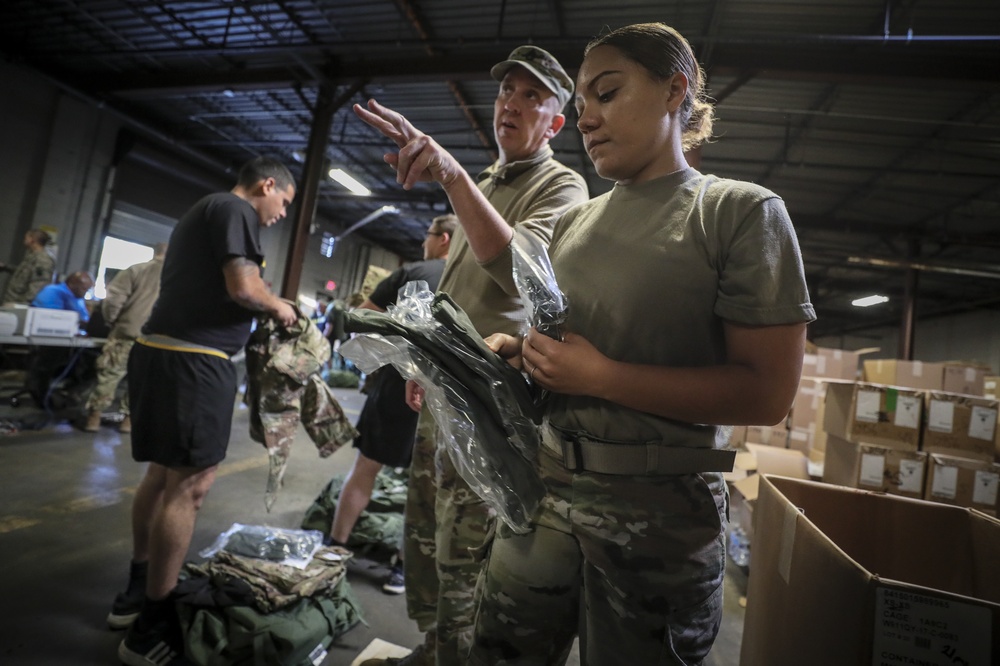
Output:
top-left (136, 334), bottom-right (230, 360)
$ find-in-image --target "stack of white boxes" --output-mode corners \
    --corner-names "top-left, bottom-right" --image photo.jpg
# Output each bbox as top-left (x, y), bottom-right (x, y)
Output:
top-left (0, 306), bottom-right (79, 337)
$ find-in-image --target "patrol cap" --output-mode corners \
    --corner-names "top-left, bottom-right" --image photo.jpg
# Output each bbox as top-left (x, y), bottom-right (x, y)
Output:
top-left (490, 45), bottom-right (574, 110)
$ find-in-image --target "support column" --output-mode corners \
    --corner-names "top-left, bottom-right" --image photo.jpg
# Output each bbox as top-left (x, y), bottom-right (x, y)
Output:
top-left (898, 241), bottom-right (919, 360)
top-left (281, 79), bottom-right (365, 300)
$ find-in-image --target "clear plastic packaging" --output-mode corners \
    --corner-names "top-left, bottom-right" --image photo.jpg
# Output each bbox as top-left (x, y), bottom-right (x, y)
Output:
top-left (511, 226), bottom-right (568, 341)
top-left (199, 523), bottom-right (325, 569)
top-left (340, 283), bottom-right (545, 532)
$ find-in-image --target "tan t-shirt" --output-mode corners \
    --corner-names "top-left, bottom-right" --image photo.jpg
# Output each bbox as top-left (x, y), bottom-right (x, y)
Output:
top-left (438, 146), bottom-right (588, 337)
top-left (103, 256), bottom-right (165, 340)
top-left (547, 168), bottom-right (816, 446)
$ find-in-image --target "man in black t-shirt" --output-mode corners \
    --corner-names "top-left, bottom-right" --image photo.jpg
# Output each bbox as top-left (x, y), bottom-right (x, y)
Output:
top-left (109, 157), bottom-right (297, 666)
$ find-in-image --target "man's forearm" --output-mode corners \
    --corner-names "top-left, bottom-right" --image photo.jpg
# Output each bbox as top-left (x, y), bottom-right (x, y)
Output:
top-left (223, 257), bottom-right (284, 316)
top-left (441, 171), bottom-right (513, 262)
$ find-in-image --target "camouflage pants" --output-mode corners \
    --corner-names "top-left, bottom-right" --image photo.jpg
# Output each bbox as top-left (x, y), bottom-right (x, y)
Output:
top-left (84, 338), bottom-right (134, 414)
top-left (404, 408), bottom-right (495, 666)
top-left (470, 449), bottom-right (728, 666)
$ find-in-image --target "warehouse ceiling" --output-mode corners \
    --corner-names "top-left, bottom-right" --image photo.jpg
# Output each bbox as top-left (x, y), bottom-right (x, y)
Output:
top-left (1, 0), bottom-right (998, 341)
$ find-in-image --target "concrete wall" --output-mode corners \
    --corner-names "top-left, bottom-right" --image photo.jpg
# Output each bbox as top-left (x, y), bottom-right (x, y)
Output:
top-left (0, 61), bottom-right (121, 281)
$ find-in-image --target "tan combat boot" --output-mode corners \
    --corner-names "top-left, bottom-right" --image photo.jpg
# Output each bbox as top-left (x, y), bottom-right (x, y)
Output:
top-left (118, 415), bottom-right (132, 434)
top-left (83, 411), bottom-right (101, 432)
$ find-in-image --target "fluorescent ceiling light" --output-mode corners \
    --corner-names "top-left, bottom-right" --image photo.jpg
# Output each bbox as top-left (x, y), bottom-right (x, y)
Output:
top-left (328, 168), bottom-right (371, 196)
top-left (852, 295), bottom-right (889, 308)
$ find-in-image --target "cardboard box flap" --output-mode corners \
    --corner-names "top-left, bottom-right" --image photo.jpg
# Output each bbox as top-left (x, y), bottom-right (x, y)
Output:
top-left (732, 473), bottom-right (760, 503)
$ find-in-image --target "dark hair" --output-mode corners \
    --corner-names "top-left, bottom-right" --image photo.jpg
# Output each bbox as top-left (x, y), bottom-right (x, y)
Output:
top-left (27, 229), bottom-right (52, 246)
top-left (431, 214), bottom-right (458, 237)
top-left (237, 156), bottom-right (296, 192)
top-left (585, 23), bottom-right (714, 151)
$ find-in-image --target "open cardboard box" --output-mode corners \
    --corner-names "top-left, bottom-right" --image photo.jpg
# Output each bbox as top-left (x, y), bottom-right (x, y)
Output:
top-left (741, 475), bottom-right (1000, 665)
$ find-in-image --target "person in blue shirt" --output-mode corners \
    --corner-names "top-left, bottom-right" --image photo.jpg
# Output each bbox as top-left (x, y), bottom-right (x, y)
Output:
top-left (31, 271), bottom-right (94, 323)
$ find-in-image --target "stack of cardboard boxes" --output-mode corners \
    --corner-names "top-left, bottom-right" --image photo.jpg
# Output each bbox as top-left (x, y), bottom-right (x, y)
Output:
top-left (752, 348), bottom-right (1000, 515)
top-left (725, 349), bottom-right (999, 571)
top-left (821, 359), bottom-right (999, 515)
top-left (739, 353), bottom-right (1000, 664)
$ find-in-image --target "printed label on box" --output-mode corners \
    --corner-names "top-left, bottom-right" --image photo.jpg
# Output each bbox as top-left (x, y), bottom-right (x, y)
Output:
top-left (894, 395), bottom-right (921, 430)
top-left (968, 406), bottom-right (997, 442)
top-left (872, 587), bottom-right (991, 666)
top-left (931, 465), bottom-right (958, 499)
top-left (972, 471), bottom-right (999, 507)
top-left (856, 390), bottom-right (881, 423)
top-left (860, 453), bottom-right (885, 487)
top-left (898, 459), bottom-right (924, 493)
top-left (927, 400), bottom-right (955, 433)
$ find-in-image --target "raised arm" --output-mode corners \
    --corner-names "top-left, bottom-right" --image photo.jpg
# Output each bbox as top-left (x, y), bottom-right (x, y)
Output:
top-left (354, 99), bottom-right (512, 262)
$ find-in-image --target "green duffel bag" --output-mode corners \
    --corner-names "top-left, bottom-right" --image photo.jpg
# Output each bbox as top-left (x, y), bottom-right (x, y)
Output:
top-left (179, 578), bottom-right (363, 666)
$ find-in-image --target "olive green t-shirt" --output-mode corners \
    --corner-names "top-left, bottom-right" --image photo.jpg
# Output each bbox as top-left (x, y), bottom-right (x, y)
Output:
top-left (547, 168), bottom-right (816, 447)
top-left (438, 146), bottom-right (588, 337)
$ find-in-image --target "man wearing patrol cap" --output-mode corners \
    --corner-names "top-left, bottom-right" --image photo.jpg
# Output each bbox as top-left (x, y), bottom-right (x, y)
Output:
top-left (355, 45), bottom-right (588, 666)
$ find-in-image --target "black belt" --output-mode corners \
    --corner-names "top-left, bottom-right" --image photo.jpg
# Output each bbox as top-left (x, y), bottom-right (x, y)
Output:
top-left (541, 423), bottom-right (736, 476)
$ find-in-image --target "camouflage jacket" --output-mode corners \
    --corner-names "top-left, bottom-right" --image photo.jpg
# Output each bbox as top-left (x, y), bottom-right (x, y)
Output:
top-left (245, 309), bottom-right (359, 510)
top-left (181, 545), bottom-right (352, 613)
top-left (1, 248), bottom-right (55, 305)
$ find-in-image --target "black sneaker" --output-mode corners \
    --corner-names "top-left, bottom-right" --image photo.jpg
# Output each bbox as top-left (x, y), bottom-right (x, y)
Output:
top-left (118, 619), bottom-right (191, 666)
top-left (382, 563), bottom-right (405, 595)
top-left (107, 588), bottom-right (144, 630)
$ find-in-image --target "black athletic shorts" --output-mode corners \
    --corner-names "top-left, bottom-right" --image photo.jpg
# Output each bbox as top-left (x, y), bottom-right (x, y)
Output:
top-left (128, 343), bottom-right (237, 468)
top-left (353, 366), bottom-right (419, 468)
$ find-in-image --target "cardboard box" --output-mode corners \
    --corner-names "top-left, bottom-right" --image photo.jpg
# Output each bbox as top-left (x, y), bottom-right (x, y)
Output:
top-left (823, 434), bottom-right (927, 499)
top-left (943, 363), bottom-right (987, 397)
top-left (824, 381), bottom-right (923, 451)
top-left (985, 376), bottom-right (999, 401)
top-left (24, 308), bottom-right (79, 336)
top-left (925, 453), bottom-right (1000, 515)
top-left (863, 359), bottom-right (944, 391)
top-left (745, 424), bottom-right (786, 448)
top-left (922, 392), bottom-right (999, 462)
top-left (789, 378), bottom-right (826, 431)
top-left (727, 444), bottom-right (810, 544)
top-left (802, 346), bottom-right (877, 381)
top-left (0, 305), bottom-right (31, 335)
top-left (741, 475), bottom-right (1000, 666)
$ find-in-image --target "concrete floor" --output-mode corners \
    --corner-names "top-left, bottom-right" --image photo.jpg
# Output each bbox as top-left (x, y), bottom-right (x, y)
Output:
top-left (0, 386), bottom-right (746, 666)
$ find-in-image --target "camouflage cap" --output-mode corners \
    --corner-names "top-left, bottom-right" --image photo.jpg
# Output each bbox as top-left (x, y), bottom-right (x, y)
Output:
top-left (490, 45), bottom-right (574, 110)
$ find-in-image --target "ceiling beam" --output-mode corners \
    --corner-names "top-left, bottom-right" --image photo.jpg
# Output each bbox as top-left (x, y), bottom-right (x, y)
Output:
top-left (42, 41), bottom-right (996, 97)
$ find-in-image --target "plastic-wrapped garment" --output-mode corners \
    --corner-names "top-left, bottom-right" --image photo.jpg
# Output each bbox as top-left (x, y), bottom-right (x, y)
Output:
top-left (512, 226), bottom-right (569, 410)
top-left (341, 288), bottom-right (545, 532)
top-left (200, 523), bottom-right (326, 569)
top-left (511, 225), bottom-right (568, 342)
top-left (246, 309), bottom-right (359, 511)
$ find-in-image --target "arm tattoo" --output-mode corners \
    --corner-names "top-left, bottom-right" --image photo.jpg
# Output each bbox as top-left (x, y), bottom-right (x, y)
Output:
top-left (223, 256), bottom-right (270, 312)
